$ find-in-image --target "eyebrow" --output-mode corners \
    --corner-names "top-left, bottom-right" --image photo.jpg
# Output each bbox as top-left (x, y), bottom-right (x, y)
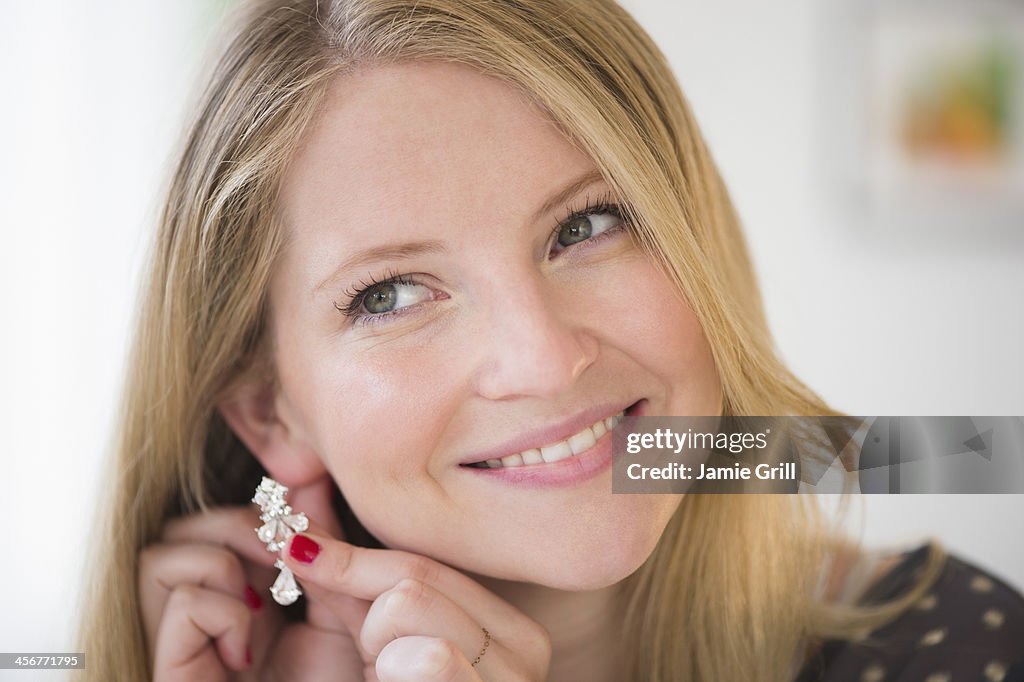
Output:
top-left (311, 168), bottom-right (608, 298)
top-left (311, 240), bottom-right (446, 298)
top-left (531, 168), bottom-right (605, 223)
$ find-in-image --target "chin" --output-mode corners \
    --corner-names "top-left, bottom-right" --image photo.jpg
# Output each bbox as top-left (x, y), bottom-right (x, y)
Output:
top-left (492, 529), bottom-right (664, 591)
top-left (538, 560), bottom-right (649, 591)
top-left (534, 511), bottom-right (677, 590)
top-left (578, 546), bottom-right (661, 589)
top-left (471, 508), bottom-right (677, 590)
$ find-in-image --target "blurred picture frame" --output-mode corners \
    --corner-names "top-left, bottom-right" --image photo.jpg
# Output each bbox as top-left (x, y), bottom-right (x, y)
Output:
top-left (820, 0), bottom-right (1024, 235)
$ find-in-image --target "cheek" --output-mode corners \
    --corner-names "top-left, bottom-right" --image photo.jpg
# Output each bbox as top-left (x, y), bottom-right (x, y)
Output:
top-left (598, 257), bottom-right (719, 395)
top-left (278, 320), bottom-right (460, 498)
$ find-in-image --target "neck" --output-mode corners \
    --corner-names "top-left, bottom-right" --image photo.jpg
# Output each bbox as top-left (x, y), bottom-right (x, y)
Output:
top-left (467, 573), bottom-right (625, 682)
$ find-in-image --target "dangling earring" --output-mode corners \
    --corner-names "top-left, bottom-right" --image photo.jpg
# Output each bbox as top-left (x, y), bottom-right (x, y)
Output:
top-left (252, 476), bottom-right (309, 605)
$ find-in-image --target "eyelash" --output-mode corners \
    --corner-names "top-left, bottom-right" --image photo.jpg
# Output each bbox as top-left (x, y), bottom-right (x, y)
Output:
top-left (334, 267), bottom-right (415, 326)
top-left (333, 193), bottom-right (629, 327)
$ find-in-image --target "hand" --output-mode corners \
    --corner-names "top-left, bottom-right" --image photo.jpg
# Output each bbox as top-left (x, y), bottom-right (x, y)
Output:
top-left (275, 481), bottom-right (553, 681)
top-left (138, 476), bottom-right (551, 680)
top-left (138, 476), bottom-right (365, 681)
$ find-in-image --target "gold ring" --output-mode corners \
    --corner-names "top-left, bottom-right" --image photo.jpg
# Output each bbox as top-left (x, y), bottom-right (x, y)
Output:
top-left (470, 627), bottom-right (491, 667)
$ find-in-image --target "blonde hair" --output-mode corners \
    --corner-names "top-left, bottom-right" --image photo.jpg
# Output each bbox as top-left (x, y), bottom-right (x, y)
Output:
top-left (75, 1), bottom-right (946, 680)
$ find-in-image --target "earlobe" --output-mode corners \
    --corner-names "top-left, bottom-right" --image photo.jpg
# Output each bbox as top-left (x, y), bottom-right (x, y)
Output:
top-left (217, 379), bottom-right (327, 487)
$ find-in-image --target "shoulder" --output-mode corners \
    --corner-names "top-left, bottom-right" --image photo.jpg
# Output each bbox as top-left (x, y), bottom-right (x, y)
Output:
top-left (798, 542), bottom-right (1024, 682)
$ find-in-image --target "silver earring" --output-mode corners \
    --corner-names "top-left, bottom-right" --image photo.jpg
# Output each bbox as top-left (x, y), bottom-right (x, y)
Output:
top-left (252, 476), bottom-right (309, 605)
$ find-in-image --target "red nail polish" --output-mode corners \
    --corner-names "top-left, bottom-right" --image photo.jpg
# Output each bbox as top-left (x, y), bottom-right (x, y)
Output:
top-left (244, 585), bottom-right (262, 611)
top-left (290, 534), bottom-right (321, 564)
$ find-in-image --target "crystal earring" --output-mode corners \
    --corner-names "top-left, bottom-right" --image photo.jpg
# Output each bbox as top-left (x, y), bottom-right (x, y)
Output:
top-left (252, 476), bottom-right (309, 605)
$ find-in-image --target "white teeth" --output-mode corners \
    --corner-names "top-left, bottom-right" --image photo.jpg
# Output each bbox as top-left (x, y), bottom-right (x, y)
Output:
top-left (502, 453), bottom-right (524, 467)
top-left (483, 410), bottom-right (626, 469)
top-left (540, 441), bottom-right (573, 463)
top-left (521, 448), bottom-right (543, 464)
top-left (567, 428), bottom-right (596, 455)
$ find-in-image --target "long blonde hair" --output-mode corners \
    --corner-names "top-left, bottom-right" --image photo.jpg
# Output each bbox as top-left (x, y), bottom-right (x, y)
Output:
top-left (75, 1), bottom-right (945, 679)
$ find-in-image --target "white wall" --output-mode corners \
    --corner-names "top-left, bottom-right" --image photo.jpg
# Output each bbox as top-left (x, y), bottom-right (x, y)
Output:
top-left (1, 0), bottom-right (1021, 664)
top-left (0, 0), bottom-right (227, 665)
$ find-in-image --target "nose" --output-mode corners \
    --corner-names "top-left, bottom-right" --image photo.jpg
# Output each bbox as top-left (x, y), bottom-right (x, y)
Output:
top-left (472, 271), bottom-right (599, 401)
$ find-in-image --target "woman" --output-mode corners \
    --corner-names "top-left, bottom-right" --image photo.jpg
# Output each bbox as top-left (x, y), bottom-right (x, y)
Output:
top-left (76, 0), bottom-right (1024, 680)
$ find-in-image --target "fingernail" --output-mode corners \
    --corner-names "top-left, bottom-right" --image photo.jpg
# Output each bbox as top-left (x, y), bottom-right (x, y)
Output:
top-left (244, 585), bottom-right (262, 611)
top-left (289, 534), bottom-right (321, 564)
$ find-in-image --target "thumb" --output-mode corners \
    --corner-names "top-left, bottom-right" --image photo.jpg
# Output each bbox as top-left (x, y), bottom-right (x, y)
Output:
top-left (288, 474), bottom-right (346, 541)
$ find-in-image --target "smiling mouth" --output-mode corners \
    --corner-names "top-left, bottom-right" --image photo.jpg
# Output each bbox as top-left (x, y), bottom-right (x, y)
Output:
top-left (462, 401), bottom-right (641, 469)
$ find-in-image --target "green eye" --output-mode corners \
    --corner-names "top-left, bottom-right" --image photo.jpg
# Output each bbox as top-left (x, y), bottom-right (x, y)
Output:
top-left (363, 283), bottom-right (399, 313)
top-left (335, 272), bottom-right (437, 327)
top-left (557, 215), bottom-right (593, 247)
top-left (552, 206), bottom-right (624, 255)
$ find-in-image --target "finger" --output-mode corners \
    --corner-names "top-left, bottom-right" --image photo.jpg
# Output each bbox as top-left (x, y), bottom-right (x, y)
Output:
top-left (360, 578), bottom-right (484, 662)
top-left (375, 636), bottom-right (483, 682)
top-left (139, 543), bottom-right (260, 653)
top-left (162, 506), bottom-right (276, 568)
top-left (266, 621), bottom-right (368, 681)
top-left (280, 540), bottom-right (376, 662)
top-left (152, 584), bottom-right (251, 679)
top-left (280, 531), bottom-right (537, 643)
top-left (269, 480), bottom-right (373, 643)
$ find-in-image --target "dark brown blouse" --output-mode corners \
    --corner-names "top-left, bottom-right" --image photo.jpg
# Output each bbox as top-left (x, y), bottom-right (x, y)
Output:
top-left (796, 543), bottom-right (1024, 681)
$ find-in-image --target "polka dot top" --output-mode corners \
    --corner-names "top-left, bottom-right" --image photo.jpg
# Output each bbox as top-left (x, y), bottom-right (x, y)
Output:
top-left (795, 542), bottom-right (1024, 682)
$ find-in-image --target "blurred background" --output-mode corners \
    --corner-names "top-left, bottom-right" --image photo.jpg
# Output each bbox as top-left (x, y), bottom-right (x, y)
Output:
top-left (1, 0), bottom-right (1022, 664)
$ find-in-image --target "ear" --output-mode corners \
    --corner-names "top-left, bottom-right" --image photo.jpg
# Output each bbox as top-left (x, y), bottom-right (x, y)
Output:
top-left (217, 376), bottom-right (327, 488)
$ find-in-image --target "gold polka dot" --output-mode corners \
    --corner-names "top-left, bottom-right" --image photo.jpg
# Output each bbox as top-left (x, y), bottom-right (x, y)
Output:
top-left (918, 627), bottom-right (947, 647)
top-left (981, 608), bottom-right (1005, 629)
top-left (984, 660), bottom-right (1007, 682)
top-left (861, 663), bottom-right (886, 682)
top-left (924, 673), bottom-right (951, 682)
top-left (970, 575), bottom-right (994, 593)
top-left (915, 593), bottom-right (939, 611)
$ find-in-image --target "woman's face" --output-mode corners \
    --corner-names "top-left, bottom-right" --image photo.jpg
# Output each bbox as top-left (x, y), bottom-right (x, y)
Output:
top-left (269, 61), bottom-right (721, 590)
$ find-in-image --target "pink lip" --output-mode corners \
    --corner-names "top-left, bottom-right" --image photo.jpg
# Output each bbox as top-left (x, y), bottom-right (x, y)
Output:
top-left (457, 399), bottom-right (647, 489)
top-left (458, 400), bottom-right (639, 466)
